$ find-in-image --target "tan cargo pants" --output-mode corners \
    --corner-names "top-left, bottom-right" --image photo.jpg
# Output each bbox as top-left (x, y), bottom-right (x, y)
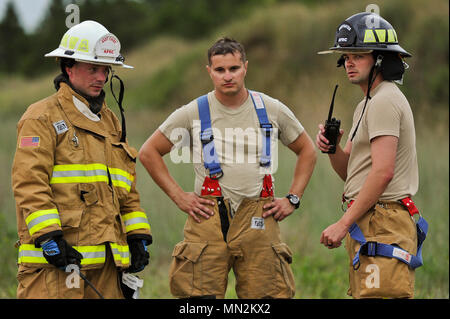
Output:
top-left (17, 244), bottom-right (124, 299)
top-left (169, 196), bottom-right (296, 299)
top-left (345, 202), bottom-right (417, 299)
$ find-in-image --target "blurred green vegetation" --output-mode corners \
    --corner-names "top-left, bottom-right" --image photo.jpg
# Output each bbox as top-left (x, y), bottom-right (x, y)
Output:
top-left (0, 0), bottom-right (448, 298)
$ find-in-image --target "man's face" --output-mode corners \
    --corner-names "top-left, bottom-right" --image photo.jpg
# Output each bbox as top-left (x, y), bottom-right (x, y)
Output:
top-left (343, 53), bottom-right (374, 85)
top-left (207, 52), bottom-right (248, 97)
top-left (66, 62), bottom-right (109, 97)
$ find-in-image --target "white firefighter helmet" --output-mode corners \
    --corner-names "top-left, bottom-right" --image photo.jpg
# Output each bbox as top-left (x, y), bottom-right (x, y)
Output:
top-left (45, 20), bottom-right (133, 68)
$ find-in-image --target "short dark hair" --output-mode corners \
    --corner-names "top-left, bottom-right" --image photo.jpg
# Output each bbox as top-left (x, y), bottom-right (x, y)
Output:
top-left (207, 37), bottom-right (246, 65)
top-left (59, 58), bottom-right (77, 77)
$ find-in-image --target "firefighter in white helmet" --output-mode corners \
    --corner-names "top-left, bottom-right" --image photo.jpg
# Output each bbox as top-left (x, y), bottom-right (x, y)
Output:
top-left (12, 20), bottom-right (152, 299)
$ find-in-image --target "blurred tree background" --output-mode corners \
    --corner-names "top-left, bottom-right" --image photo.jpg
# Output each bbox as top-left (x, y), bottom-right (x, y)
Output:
top-left (0, 0), bottom-right (448, 299)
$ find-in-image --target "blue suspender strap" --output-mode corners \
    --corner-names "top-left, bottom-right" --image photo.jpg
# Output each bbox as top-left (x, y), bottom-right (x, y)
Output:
top-left (349, 216), bottom-right (428, 270)
top-left (197, 95), bottom-right (223, 178)
top-left (249, 91), bottom-right (272, 167)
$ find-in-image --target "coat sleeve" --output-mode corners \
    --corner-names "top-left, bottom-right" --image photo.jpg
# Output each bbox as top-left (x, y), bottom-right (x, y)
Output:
top-left (12, 116), bottom-right (63, 245)
top-left (119, 145), bottom-right (152, 244)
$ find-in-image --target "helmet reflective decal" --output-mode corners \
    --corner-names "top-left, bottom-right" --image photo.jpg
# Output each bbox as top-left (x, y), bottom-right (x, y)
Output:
top-left (363, 30), bottom-right (377, 43)
top-left (363, 29), bottom-right (398, 43)
top-left (95, 34), bottom-right (120, 58)
top-left (78, 39), bottom-right (89, 52)
top-left (375, 29), bottom-right (386, 42)
top-left (60, 34), bottom-right (69, 47)
top-left (68, 36), bottom-right (79, 50)
top-left (387, 29), bottom-right (398, 42)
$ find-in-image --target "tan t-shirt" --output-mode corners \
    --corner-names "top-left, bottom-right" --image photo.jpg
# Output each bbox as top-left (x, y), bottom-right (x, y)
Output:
top-left (159, 90), bottom-right (304, 211)
top-left (344, 81), bottom-right (418, 201)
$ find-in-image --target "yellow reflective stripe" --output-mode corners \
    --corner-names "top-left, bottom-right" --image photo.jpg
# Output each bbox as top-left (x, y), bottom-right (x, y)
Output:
top-left (122, 211), bottom-right (151, 233)
top-left (50, 163), bottom-right (109, 184)
top-left (126, 223), bottom-right (151, 232)
top-left (109, 167), bottom-right (134, 192)
top-left (18, 244), bottom-right (47, 264)
top-left (110, 243), bottom-right (130, 265)
top-left (18, 244), bottom-right (106, 265)
top-left (363, 29), bottom-right (376, 43)
top-left (25, 209), bottom-right (61, 236)
top-left (50, 164), bottom-right (133, 192)
top-left (74, 245), bottom-right (106, 265)
top-left (375, 29), bottom-right (386, 42)
top-left (112, 180), bottom-right (131, 192)
top-left (53, 163), bottom-right (108, 172)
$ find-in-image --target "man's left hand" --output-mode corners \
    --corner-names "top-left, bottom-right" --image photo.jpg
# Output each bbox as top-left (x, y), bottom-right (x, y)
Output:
top-left (320, 220), bottom-right (349, 249)
top-left (262, 198), bottom-right (295, 221)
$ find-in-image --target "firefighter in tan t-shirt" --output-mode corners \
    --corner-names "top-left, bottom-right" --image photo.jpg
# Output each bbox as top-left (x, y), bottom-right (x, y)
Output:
top-left (316, 13), bottom-right (425, 298)
top-left (139, 37), bottom-right (316, 298)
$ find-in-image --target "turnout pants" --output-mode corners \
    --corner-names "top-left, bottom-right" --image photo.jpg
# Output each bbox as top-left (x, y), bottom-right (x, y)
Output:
top-left (345, 202), bottom-right (417, 299)
top-left (17, 244), bottom-right (124, 299)
top-left (169, 196), bottom-right (296, 299)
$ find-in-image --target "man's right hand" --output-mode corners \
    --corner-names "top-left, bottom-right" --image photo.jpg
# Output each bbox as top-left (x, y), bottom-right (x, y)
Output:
top-left (176, 192), bottom-right (215, 223)
top-left (41, 236), bottom-right (83, 269)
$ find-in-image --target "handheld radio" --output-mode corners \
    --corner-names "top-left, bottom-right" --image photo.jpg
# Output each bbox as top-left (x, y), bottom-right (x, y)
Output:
top-left (323, 84), bottom-right (341, 154)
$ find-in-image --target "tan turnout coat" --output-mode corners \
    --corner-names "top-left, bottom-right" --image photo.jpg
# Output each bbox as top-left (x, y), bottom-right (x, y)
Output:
top-left (12, 82), bottom-right (151, 271)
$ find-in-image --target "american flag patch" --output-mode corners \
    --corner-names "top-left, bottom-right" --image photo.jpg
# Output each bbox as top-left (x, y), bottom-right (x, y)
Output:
top-left (20, 136), bottom-right (40, 148)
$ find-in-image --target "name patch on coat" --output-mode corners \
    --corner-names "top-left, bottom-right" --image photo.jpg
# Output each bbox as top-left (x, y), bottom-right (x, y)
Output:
top-left (251, 217), bottom-right (265, 230)
top-left (53, 120), bottom-right (68, 135)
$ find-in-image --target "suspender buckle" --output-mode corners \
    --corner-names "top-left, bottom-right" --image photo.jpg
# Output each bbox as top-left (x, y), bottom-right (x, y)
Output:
top-left (260, 123), bottom-right (273, 137)
top-left (200, 128), bottom-right (214, 145)
top-left (360, 241), bottom-right (378, 257)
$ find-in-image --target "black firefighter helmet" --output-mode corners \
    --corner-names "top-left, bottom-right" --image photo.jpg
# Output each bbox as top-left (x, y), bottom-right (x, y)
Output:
top-left (319, 12), bottom-right (412, 82)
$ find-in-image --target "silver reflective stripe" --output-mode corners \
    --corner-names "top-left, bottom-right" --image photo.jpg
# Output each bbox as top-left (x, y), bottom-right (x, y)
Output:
top-left (124, 217), bottom-right (148, 227)
top-left (110, 173), bottom-right (132, 187)
top-left (52, 169), bottom-right (108, 178)
top-left (111, 247), bottom-right (129, 259)
top-left (81, 251), bottom-right (106, 260)
top-left (19, 249), bottom-right (43, 258)
top-left (26, 213), bottom-right (60, 230)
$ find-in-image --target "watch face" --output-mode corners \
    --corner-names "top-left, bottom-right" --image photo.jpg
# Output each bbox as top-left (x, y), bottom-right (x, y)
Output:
top-left (289, 195), bottom-right (299, 205)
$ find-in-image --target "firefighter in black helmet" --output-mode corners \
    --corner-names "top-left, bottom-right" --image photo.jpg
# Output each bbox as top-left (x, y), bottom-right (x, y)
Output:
top-left (316, 12), bottom-right (426, 299)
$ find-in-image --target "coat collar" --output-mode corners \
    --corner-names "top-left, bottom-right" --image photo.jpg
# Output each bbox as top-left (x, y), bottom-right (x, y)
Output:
top-left (57, 83), bottom-right (109, 137)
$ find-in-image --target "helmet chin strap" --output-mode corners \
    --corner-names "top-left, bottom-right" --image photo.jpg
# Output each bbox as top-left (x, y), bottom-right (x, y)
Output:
top-left (350, 54), bottom-right (383, 142)
top-left (109, 69), bottom-right (127, 143)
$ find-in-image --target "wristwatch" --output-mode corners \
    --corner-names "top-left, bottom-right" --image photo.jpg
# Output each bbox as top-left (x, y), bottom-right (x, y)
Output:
top-left (286, 194), bottom-right (300, 209)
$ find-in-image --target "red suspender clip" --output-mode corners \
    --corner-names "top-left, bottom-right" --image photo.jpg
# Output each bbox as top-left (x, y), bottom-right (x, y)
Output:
top-left (400, 197), bottom-right (420, 217)
top-left (260, 174), bottom-right (274, 198)
top-left (201, 176), bottom-right (222, 196)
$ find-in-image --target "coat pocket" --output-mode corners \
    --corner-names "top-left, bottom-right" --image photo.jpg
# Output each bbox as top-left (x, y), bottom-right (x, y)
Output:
top-left (59, 208), bottom-right (84, 229)
top-left (169, 241), bottom-right (208, 297)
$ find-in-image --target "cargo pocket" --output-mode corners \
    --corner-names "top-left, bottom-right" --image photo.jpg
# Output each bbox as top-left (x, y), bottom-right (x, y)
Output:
top-left (272, 242), bottom-right (295, 298)
top-left (169, 241), bottom-right (208, 298)
top-left (59, 208), bottom-right (84, 230)
top-left (17, 267), bottom-right (49, 299)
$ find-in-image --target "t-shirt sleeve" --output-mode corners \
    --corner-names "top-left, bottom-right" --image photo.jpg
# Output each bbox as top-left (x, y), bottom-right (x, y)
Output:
top-left (366, 95), bottom-right (401, 140)
top-left (276, 101), bottom-right (304, 146)
top-left (158, 103), bottom-right (193, 147)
